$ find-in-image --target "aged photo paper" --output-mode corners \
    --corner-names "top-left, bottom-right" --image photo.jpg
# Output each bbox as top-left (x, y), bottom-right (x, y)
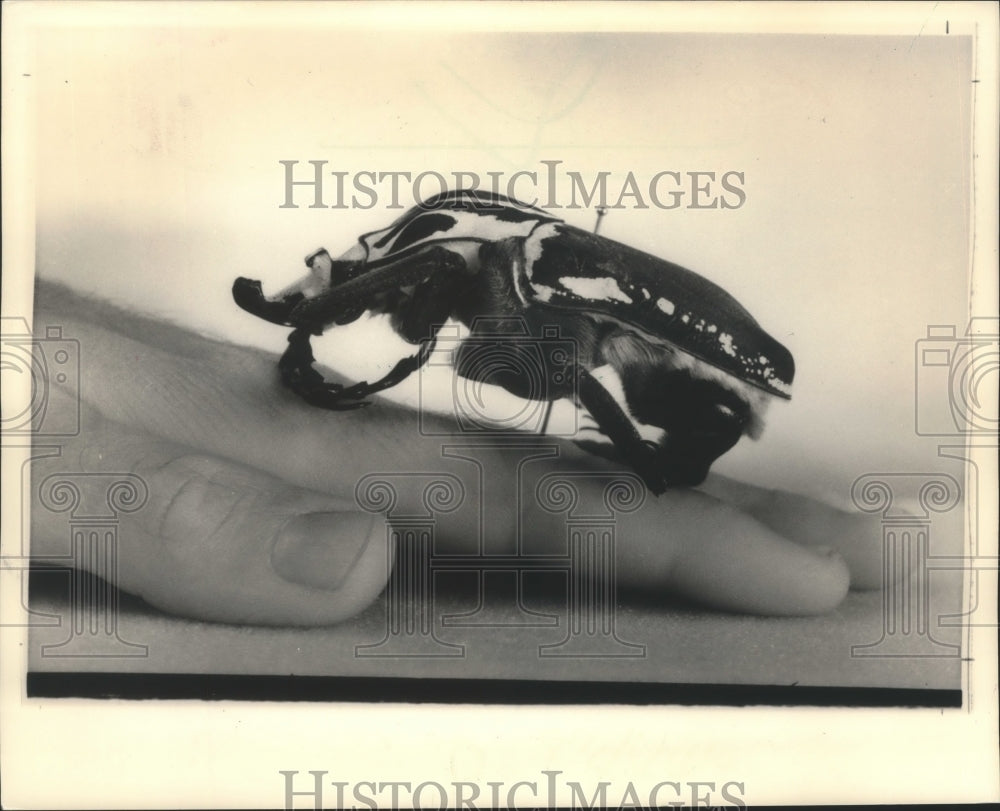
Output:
top-left (2, 2), bottom-right (998, 807)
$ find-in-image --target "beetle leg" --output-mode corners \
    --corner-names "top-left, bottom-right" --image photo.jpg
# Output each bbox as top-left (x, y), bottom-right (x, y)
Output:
top-left (289, 245), bottom-right (466, 334)
top-left (334, 333), bottom-right (440, 402)
top-left (576, 367), bottom-right (668, 495)
top-left (284, 330), bottom-right (440, 410)
top-left (281, 246), bottom-right (466, 408)
top-left (331, 259), bottom-right (467, 402)
top-left (310, 268), bottom-right (465, 405)
top-left (277, 328), bottom-right (371, 411)
top-left (278, 328), bottom-right (320, 384)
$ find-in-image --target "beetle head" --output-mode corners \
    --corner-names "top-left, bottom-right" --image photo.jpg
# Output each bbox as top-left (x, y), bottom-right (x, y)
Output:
top-left (598, 328), bottom-right (763, 485)
top-left (643, 375), bottom-right (750, 486)
top-left (629, 364), bottom-right (750, 485)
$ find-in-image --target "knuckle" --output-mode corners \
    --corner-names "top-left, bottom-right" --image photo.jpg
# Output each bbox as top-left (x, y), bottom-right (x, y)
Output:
top-left (138, 453), bottom-right (247, 562)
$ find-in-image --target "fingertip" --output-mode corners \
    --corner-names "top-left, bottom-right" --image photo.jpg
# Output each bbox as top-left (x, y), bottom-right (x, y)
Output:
top-left (715, 545), bottom-right (850, 617)
top-left (701, 480), bottom-right (886, 594)
top-left (663, 501), bottom-right (852, 617)
top-left (272, 511), bottom-right (380, 591)
top-left (296, 509), bottom-right (394, 625)
top-left (741, 543), bottom-right (851, 617)
top-left (831, 515), bottom-right (886, 591)
top-left (790, 546), bottom-right (851, 616)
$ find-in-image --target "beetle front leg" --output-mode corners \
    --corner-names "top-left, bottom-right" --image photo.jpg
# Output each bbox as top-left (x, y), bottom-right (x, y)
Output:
top-left (281, 246), bottom-right (467, 409)
top-left (332, 332), bottom-right (441, 403)
top-left (289, 245), bottom-right (466, 335)
top-left (278, 328), bottom-right (368, 411)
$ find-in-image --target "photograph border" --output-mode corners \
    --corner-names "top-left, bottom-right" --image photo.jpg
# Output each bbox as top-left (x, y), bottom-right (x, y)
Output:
top-left (2, 2), bottom-right (997, 807)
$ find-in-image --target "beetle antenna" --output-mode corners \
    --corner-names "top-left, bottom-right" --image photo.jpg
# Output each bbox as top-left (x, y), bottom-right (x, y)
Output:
top-left (593, 205), bottom-right (608, 235)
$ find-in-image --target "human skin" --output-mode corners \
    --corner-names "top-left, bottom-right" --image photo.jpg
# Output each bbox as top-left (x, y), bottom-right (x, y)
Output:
top-left (28, 280), bottom-right (881, 626)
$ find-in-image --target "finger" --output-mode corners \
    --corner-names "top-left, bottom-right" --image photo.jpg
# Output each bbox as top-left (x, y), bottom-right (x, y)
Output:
top-left (698, 474), bottom-right (884, 589)
top-left (31, 395), bottom-right (393, 626)
top-left (651, 489), bottom-right (851, 615)
top-left (515, 464), bottom-right (850, 616)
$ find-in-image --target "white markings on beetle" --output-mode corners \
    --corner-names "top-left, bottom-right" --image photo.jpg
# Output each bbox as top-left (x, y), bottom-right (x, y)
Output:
top-left (588, 364), bottom-right (667, 444)
top-left (363, 208), bottom-right (549, 264)
top-left (522, 221), bottom-right (561, 278)
top-left (558, 276), bottom-right (633, 304)
top-left (642, 288), bottom-right (651, 300)
top-left (718, 332), bottom-right (737, 357)
top-left (509, 253), bottom-right (529, 306)
top-left (766, 376), bottom-right (793, 395)
top-left (531, 283), bottom-right (557, 303)
top-left (336, 242), bottom-right (367, 263)
top-left (655, 297), bottom-right (675, 315)
top-left (272, 271), bottom-right (328, 301)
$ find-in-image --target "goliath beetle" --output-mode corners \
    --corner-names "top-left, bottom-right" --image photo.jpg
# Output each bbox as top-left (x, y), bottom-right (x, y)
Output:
top-left (232, 189), bottom-right (794, 494)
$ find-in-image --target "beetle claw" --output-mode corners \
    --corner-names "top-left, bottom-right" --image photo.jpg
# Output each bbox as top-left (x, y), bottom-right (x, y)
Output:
top-left (281, 366), bottom-right (375, 410)
top-left (643, 476), bottom-right (668, 497)
top-left (280, 363), bottom-right (328, 389)
top-left (288, 379), bottom-right (371, 410)
top-left (303, 389), bottom-right (371, 410)
top-left (338, 381), bottom-right (370, 399)
top-left (631, 456), bottom-right (669, 496)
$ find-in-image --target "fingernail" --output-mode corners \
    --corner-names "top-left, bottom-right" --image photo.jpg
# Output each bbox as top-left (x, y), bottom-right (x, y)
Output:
top-left (272, 511), bottom-right (379, 590)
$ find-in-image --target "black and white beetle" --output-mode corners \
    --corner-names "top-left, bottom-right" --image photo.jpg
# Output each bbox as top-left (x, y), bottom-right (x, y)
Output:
top-left (233, 189), bottom-right (794, 494)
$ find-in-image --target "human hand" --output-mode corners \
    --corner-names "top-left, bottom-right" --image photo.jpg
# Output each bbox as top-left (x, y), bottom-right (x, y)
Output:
top-left (28, 280), bottom-right (881, 626)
